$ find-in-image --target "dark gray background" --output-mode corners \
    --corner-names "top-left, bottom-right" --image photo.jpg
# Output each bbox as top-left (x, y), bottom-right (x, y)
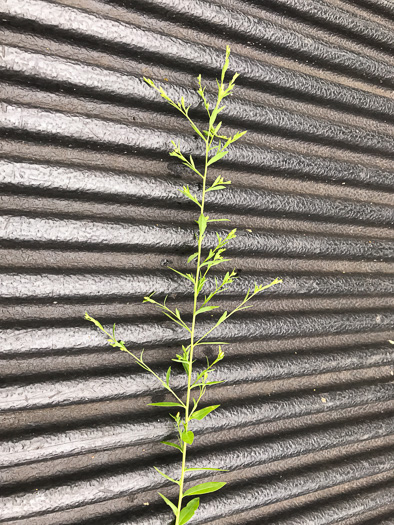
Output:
top-left (0, 0), bottom-right (394, 523)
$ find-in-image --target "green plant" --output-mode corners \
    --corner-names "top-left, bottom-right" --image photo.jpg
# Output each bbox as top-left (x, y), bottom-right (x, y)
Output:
top-left (86, 46), bottom-right (281, 525)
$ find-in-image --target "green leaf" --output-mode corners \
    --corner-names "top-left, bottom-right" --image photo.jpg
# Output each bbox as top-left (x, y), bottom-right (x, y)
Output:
top-left (197, 277), bottom-right (205, 293)
top-left (211, 121), bottom-right (223, 137)
top-left (216, 311), bottom-right (228, 326)
top-left (207, 149), bottom-right (228, 166)
top-left (225, 229), bottom-right (237, 241)
top-left (183, 482), bottom-right (226, 497)
top-left (195, 305), bottom-right (219, 315)
top-left (148, 402), bottom-right (184, 407)
top-left (191, 380), bottom-right (225, 389)
top-left (201, 259), bottom-right (230, 271)
top-left (162, 311), bottom-right (189, 331)
top-left (209, 107), bottom-right (225, 128)
top-left (168, 267), bottom-right (195, 283)
top-left (187, 252), bottom-right (199, 263)
top-left (197, 213), bottom-right (208, 235)
top-left (206, 185), bottom-right (227, 192)
top-left (143, 293), bottom-right (157, 304)
top-left (153, 467), bottom-right (179, 485)
top-left (179, 497), bottom-right (200, 525)
top-left (191, 405), bottom-right (219, 420)
top-left (181, 430), bottom-right (194, 445)
top-left (180, 185), bottom-right (201, 205)
top-left (144, 76), bottom-right (154, 88)
top-left (166, 367), bottom-right (171, 386)
top-left (194, 369), bottom-right (209, 383)
top-left (230, 130), bottom-right (247, 142)
top-left (158, 493), bottom-right (178, 516)
top-left (161, 441), bottom-right (183, 452)
top-left (85, 313), bottom-right (104, 331)
top-left (221, 45), bottom-right (230, 83)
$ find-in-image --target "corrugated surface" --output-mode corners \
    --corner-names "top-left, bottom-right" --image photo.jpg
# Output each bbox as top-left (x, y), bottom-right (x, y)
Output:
top-left (0, 0), bottom-right (393, 523)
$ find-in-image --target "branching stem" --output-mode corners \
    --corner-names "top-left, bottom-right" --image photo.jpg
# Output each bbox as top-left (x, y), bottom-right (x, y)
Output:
top-left (86, 46), bottom-right (282, 525)
top-left (176, 123), bottom-right (211, 523)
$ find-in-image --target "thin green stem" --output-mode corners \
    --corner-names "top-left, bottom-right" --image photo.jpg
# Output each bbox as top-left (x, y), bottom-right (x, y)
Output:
top-left (121, 348), bottom-right (186, 406)
top-left (175, 135), bottom-right (210, 524)
top-left (194, 278), bottom-right (281, 347)
top-left (86, 49), bottom-right (282, 524)
top-left (175, 91), bottom-right (225, 522)
top-left (88, 321), bottom-right (186, 406)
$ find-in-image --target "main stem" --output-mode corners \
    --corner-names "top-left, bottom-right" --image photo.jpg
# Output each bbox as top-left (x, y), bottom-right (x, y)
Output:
top-left (175, 137), bottom-right (210, 524)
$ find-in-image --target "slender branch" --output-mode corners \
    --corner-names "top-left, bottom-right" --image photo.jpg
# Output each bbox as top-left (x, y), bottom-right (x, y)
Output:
top-left (194, 278), bottom-right (282, 346)
top-left (175, 128), bottom-right (210, 525)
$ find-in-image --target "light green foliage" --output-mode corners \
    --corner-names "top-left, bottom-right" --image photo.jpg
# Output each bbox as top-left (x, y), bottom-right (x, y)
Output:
top-left (86, 46), bottom-right (281, 524)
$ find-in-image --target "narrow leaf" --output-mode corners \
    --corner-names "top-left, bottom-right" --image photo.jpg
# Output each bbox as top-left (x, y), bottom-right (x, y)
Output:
top-left (161, 441), bottom-right (183, 452)
top-left (191, 380), bottom-right (225, 389)
top-left (187, 252), bottom-right (198, 263)
top-left (191, 405), bottom-right (219, 421)
top-left (209, 107), bottom-right (224, 128)
top-left (181, 430), bottom-right (194, 445)
top-left (179, 497), bottom-right (200, 525)
top-left (200, 258), bottom-right (230, 270)
top-left (196, 305), bottom-right (219, 315)
top-left (197, 277), bottom-right (205, 293)
top-left (85, 313), bottom-right (104, 331)
top-left (230, 130), bottom-right (247, 142)
top-left (162, 311), bottom-right (190, 330)
top-left (153, 467), bottom-right (179, 485)
top-left (158, 493), bottom-right (178, 516)
top-left (222, 45), bottom-right (230, 83)
top-left (168, 267), bottom-right (195, 283)
top-left (207, 149), bottom-right (228, 166)
top-left (183, 482), bottom-right (226, 497)
top-left (216, 311), bottom-right (228, 326)
top-left (166, 367), bottom-right (171, 386)
top-left (206, 185), bottom-right (227, 192)
top-left (143, 294), bottom-right (158, 304)
top-left (180, 185), bottom-right (201, 205)
top-left (197, 213), bottom-right (208, 235)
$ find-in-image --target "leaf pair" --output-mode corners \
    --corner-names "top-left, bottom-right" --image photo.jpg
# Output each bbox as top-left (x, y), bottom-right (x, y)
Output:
top-left (206, 175), bottom-right (231, 193)
top-left (159, 494), bottom-right (200, 525)
top-left (159, 482), bottom-right (226, 523)
top-left (180, 185), bottom-right (201, 207)
top-left (182, 430), bottom-right (195, 445)
top-left (190, 404), bottom-right (219, 421)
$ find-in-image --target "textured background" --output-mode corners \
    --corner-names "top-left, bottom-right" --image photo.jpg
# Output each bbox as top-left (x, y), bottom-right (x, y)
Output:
top-left (0, 0), bottom-right (394, 523)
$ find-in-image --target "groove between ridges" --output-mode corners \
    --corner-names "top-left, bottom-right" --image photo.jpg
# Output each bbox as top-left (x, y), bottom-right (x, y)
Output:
top-left (2, 0), bottom-right (394, 118)
top-left (2, 444), bottom-right (393, 522)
